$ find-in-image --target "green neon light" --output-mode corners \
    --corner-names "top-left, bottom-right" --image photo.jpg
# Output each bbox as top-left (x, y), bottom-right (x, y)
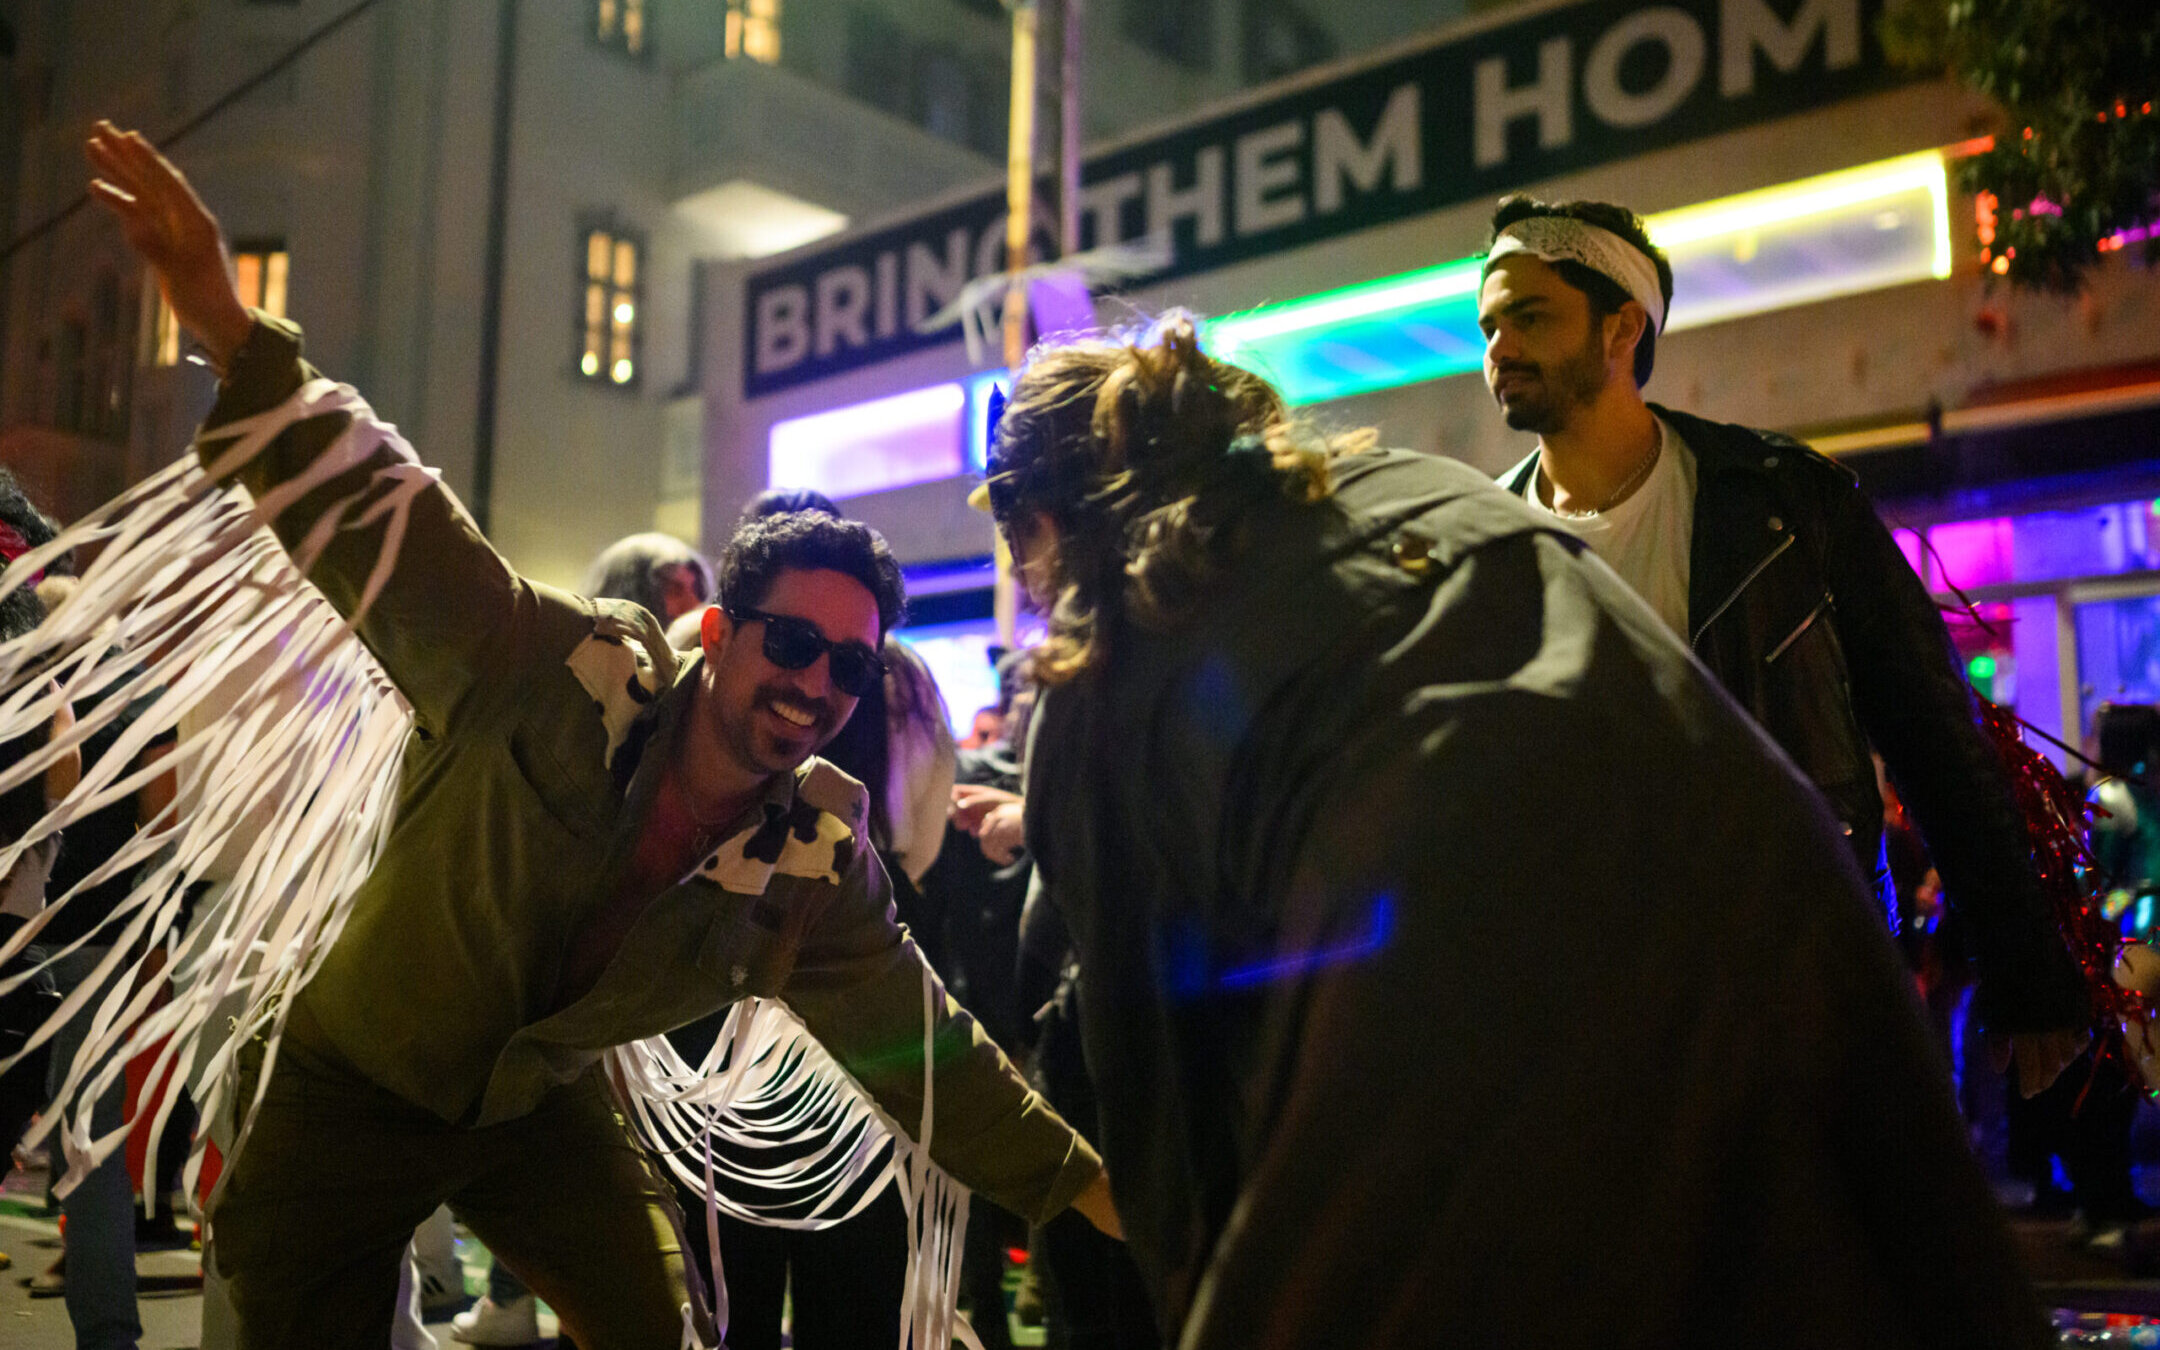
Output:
top-left (1199, 149), bottom-right (1956, 407)
top-left (1205, 258), bottom-right (1484, 348)
top-left (1968, 653), bottom-right (1998, 681)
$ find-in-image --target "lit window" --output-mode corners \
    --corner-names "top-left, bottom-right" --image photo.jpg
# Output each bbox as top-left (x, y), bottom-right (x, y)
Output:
top-left (579, 225), bottom-right (642, 387)
top-left (595, 0), bottom-right (648, 57)
top-left (232, 242), bottom-right (289, 319)
top-left (726, 0), bottom-right (781, 64)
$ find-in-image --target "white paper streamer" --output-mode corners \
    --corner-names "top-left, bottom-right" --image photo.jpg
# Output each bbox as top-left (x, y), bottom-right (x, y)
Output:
top-left (608, 971), bottom-right (982, 1350)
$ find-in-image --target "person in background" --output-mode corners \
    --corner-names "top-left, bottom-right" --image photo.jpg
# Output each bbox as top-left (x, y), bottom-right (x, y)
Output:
top-left (0, 470), bottom-right (177, 1349)
top-left (579, 531), bottom-right (714, 627)
top-left (673, 488), bottom-right (964, 1350)
top-left (2000, 702), bottom-right (2160, 1255)
top-left (1478, 194), bottom-right (2089, 1099)
top-left (0, 575), bottom-right (74, 1209)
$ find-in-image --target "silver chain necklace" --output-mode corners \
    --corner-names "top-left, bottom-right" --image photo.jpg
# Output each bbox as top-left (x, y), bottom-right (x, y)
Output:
top-left (1544, 438), bottom-right (1661, 520)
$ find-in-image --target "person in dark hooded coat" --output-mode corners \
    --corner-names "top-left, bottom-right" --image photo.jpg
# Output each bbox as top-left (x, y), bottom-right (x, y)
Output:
top-left (981, 317), bottom-right (2053, 1350)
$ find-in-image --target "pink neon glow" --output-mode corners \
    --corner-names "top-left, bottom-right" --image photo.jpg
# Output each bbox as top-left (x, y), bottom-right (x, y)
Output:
top-left (2101, 222), bottom-right (2156, 252)
top-left (769, 383), bottom-right (967, 500)
top-left (1927, 517), bottom-right (2014, 591)
top-left (1893, 528), bottom-right (1927, 582)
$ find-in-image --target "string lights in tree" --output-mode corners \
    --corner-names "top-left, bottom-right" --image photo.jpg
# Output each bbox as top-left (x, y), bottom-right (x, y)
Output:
top-left (1885, 0), bottom-right (2158, 292)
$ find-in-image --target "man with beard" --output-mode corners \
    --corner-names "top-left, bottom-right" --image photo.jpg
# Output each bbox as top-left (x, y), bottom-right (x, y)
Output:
top-left (85, 120), bottom-right (1113, 1350)
top-left (1479, 194), bottom-right (2089, 1099)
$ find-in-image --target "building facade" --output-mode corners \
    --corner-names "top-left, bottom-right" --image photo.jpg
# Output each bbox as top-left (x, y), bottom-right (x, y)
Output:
top-left (0, 0), bottom-right (1446, 587)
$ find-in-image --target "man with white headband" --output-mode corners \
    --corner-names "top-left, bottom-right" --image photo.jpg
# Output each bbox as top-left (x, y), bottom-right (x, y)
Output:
top-left (1478, 195), bottom-right (2092, 1109)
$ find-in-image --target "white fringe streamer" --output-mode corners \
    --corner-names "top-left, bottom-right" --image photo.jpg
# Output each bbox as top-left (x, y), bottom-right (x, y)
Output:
top-left (610, 973), bottom-right (982, 1350)
top-left (0, 444), bottom-right (411, 1212)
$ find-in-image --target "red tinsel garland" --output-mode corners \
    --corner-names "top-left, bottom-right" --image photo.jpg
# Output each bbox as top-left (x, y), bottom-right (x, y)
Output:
top-left (1975, 696), bottom-right (2155, 1090)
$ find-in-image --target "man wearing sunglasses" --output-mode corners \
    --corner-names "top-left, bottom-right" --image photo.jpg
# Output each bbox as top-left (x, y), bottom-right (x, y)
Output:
top-left (84, 122), bottom-right (1114, 1350)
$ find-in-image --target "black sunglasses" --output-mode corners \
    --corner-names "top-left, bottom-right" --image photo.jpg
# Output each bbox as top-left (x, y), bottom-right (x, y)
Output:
top-left (727, 607), bottom-right (887, 698)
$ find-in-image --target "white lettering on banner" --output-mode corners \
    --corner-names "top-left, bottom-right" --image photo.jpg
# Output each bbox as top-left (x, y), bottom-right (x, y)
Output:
top-left (749, 0), bottom-right (1886, 387)
top-left (1314, 82), bottom-right (1422, 214)
top-left (1474, 37), bottom-right (1573, 169)
top-left (874, 251), bottom-right (899, 340)
top-left (1148, 147), bottom-right (1226, 249)
top-left (755, 286), bottom-right (809, 375)
top-left (905, 228), bottom-right (971, 330)
top-left (1721, 0), bottom-right (1858, 95)
top-left (1079, 172), bottom-right (1144, 249)
top-left (1235, 120), bottom-right (1307, 235)
top-left (814, 266), bottom-right (870, 358)
top-left (1585, 8), bottom-right (1706, 128)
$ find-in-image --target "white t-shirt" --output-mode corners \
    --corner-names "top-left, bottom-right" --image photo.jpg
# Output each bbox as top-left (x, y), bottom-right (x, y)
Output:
top-left (1520, 416), bottom-right (1698, 639)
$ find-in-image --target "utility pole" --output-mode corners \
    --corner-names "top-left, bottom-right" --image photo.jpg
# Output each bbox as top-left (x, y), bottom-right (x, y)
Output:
top-left (1060, 0), bottom-right (1084, 259)
top-left (471, 0), bottom-right (519, 533)
top-left (994, 0), bottom-right (1041, 649)
top-left (1001, 0), bottom-right (1040, 375)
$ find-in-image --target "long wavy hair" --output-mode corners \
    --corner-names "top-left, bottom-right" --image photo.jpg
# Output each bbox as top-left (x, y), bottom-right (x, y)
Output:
top-left (985, 316), bottom-right (1369, 685)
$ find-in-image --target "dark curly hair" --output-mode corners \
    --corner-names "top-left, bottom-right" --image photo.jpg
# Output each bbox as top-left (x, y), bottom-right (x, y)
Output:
top-left (740, 487), bottom-right (841, 522)
top-left (986, 314), bottom-right (1370, 685)
top-left (718, 510), bottom-right (906, 637)
top-left (1486, 195), bottom-right (1673, 387)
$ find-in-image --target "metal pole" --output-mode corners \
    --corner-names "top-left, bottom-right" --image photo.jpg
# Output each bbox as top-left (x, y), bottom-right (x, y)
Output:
top-left (1002, 0), bottom-right (1039, 373)
top-left (1060, 0), bottom-right (1084, 259)
top-left (995, 0), bottom-right (1041, 649)
top-left (471, 0), bottom-right (519, 533)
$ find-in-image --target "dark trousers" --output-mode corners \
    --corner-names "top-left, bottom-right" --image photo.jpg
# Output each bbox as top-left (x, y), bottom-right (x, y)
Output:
top-left (214, 1008), bottom-right (710, 1350)
top-left (690, 1184), bottom-right (909, 1350)
top-left (1037, 1208), bottom-right (1160, 1350)
top-left (2007, 1048), bottom-right (2145, 1223)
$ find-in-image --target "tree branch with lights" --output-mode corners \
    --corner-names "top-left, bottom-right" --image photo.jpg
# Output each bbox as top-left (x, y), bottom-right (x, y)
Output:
top-left (1884, 0), bottom-right (2158, 293)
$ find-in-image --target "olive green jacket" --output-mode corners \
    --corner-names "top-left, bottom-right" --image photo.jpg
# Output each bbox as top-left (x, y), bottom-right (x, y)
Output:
top-left (193, 314), bottom-right (1100, 1224)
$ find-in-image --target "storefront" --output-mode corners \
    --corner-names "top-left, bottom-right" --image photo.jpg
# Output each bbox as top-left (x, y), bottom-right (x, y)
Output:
top-left (698, 0), bottom-right (2160, 740)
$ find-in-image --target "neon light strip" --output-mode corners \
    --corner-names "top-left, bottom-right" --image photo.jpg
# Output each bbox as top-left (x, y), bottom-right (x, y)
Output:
top-left (1646, 148), bottom-right (1951, 277)
top-left (1205, 148), bottom-right (1955, 403)
top-left (773, 149), bottom-right (1965, 471)
top-left (768, 382), bottom-right (967, 499)
top-left (1202, 258), bottom-right (1485, 347)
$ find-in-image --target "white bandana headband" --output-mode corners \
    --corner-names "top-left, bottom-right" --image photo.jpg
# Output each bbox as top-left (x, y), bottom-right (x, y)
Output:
top-left (1485, 217), bottom-right (1667, 333)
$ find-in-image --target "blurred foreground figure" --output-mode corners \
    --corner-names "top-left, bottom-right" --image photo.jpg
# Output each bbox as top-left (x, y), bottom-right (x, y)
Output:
top-left (984, 318), bottom-right (2052, 1349)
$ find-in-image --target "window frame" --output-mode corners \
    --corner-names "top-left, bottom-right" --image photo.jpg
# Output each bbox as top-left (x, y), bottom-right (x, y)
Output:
top-left (230, 238), bottom-right (291, 321)
top-left (724, 0), bottom-right (781, 64)
top-left (592, 0), bottom-right (653, 61)
top-left (576, 218), bottom-right (646, 393)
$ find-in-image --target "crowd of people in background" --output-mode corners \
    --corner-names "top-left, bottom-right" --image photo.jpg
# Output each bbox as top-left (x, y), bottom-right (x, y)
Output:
top-left (5, 118), bottom-right (2160, 1350)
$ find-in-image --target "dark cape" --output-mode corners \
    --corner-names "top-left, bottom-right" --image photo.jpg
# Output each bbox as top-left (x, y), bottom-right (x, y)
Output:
top-left (1024, 448), bottom-right (2048, 1349)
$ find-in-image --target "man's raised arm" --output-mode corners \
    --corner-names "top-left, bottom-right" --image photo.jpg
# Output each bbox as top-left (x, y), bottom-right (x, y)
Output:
top-left (89, 122), bottom-right (529, 737)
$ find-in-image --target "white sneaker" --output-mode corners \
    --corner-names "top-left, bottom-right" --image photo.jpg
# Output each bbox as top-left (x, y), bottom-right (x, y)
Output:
top-left (450, 1294), bottom-right (542, 1346)
top-left (392, 1247), bottom-right (440, 1350)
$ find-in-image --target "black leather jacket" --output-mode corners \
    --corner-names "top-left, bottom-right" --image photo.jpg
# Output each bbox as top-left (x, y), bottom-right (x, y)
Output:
top-left (1504, 406), bottom-right (2085, 1032)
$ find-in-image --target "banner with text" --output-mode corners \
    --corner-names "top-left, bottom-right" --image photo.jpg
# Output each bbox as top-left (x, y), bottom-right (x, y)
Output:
top-left (744, 0), bottom-right (1905, 397)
